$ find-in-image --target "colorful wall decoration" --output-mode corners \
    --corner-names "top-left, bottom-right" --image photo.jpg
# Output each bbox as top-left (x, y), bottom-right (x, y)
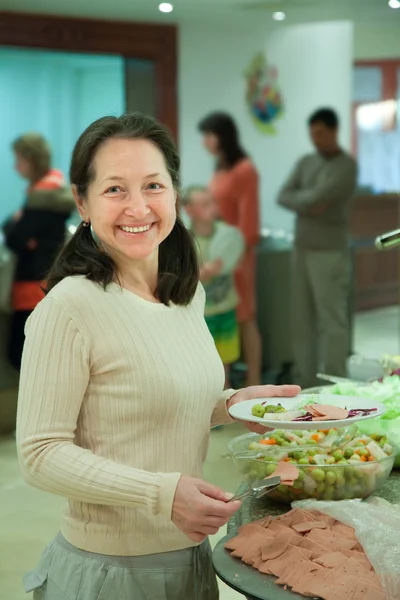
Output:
top-left (244, 52), bottom-right (284, 134)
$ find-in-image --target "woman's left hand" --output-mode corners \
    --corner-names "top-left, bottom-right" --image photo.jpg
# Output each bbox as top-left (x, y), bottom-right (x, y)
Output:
top-left (227, 384), bottom-right (301, 434)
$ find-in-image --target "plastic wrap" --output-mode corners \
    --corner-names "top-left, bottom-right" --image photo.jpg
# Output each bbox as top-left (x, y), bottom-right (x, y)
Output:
top-left (293, 497), bottom-right (400, 600)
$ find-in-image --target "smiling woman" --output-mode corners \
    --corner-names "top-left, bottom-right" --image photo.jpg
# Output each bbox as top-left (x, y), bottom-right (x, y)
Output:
top-left (46, 113), bottom-right (198, 305)
top-left (16, 112), bottom-right (300, 600)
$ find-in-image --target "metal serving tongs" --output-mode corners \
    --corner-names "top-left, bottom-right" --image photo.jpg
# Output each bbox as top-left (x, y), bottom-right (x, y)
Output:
top-left (227, 476), bottom-right (281, 503)
top-left (317, 373), bottom-right (364, 385)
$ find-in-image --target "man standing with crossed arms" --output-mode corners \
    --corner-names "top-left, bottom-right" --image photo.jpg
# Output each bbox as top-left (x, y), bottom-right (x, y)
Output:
top-left (278, 108), bottom-right (357, 389)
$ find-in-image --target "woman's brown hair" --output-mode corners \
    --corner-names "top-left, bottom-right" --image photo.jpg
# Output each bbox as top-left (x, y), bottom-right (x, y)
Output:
top-left (13, 133), bottom-right (51, 182)
top-left (46, 113), bottom-right (199, 305)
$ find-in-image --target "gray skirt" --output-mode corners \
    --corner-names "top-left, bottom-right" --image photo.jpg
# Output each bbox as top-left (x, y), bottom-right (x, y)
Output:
top-left (24, 533), bottom-right (220, 600)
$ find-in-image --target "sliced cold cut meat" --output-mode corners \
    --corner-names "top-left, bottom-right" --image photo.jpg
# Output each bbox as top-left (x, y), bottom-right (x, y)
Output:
top-left (306, 528), bottom-right (357, 551)
top-left (331, 523), bottom-right (357, 539)
top-left (264, 461), bottom-right (299, 487)
top-left (292, 520), bottom-right (328, 533)
top-left (225, 507), bottom-right (385, 599)
top-left (310, 404), bottom-right (349, 420)
top-left (262, 530), bottom-right (294, 560)
top-left (314, 551), bottom-right (348, 569)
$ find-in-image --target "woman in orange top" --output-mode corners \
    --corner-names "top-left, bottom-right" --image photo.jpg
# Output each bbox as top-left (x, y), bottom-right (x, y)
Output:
top-left (199, 112), bottom-right (262, 385)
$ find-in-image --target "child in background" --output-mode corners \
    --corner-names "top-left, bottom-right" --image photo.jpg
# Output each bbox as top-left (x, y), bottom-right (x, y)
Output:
top-left (182, 186), bottom-right (244, 387)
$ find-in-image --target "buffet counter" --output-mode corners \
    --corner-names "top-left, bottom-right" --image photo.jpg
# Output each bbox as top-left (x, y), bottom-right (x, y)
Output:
top-left (212, 472), bottom-right (400, 599)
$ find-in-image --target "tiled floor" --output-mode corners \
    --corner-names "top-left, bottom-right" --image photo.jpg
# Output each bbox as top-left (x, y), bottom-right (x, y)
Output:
top-left (0, 306), bottom-right (399, 599)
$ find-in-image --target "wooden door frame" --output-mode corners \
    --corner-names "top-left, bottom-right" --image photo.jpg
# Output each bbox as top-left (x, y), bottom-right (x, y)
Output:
top-left (0, 11), bottom-right (178, 139)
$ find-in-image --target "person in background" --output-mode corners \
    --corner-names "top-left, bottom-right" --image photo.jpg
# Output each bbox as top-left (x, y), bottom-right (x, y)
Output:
top-left (182, 186), bottom-right (244, 388)
top-left (3, 134), bottom-right (75, 370)
top-left (17, 113), bottom-right (300, 600)
top-left (277, 108), bottom-right (358, 389)
top-left (199, 112), bottom-right (262, 386)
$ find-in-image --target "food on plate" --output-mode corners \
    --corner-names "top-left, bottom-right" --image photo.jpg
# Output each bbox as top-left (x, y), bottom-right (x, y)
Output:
top-left (303, 404), bottom-right (349, 421)
top-left (251, 403), bottom-right (287, 417)
top-left (292, 402), bottom-right (377, 423)
top-left (224, 508), bottom-right (385, 600)
top-left (250, 398), bottom-right (378, 423)
top-left (234, 429), bottom-right (395, 503)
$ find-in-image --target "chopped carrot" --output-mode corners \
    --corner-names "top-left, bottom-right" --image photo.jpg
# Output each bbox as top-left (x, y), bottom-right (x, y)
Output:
top-left (311, 434), bottom-right (320, 442)
top-left (368, 456), bottom-right (375, 462)
top-left (319, 430), bottom-right (330, 434)
top-left (360, 440), bottom-right (367, 445)
top-left (260, 438), bottom-right (276, 445)
top-left (283, 457), bottom-right (290, 462)
top-left (360, 455), bottom-right (367, 462)
top-left (308, 456), bottom-right (314, 463)
top-left (354, 449), bottom-right (361, 455)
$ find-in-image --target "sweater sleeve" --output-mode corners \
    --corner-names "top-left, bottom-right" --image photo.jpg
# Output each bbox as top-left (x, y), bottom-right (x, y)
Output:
top-left (238, 163), bottom-right (260, 247)
top-left (278, 157), bottom-right (357, 215)
top-left (16, 298), bottom-right (181, 520)
top-left (211, 389), bottom-right (237, 428)
top-left (277, 159), bottom-right (305, 214)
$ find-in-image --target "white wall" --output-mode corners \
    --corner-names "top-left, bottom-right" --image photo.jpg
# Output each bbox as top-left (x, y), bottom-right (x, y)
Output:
top-left (354, 24), bottom-right (400, 60)
top-left (179, 21), bottom-right (353, 230)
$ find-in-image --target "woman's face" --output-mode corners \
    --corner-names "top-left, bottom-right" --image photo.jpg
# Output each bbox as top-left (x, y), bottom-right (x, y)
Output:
top-left (14, 152), bottom-right (33, 181)
top-left (202, 132), bottom-right (220, 156)
top-left (75, 138), bottom-right (177, 264)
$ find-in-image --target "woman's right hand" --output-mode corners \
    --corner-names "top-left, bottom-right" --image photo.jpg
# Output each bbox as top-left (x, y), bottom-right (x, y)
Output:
top-left (171, 475), bottom-right (241, 543)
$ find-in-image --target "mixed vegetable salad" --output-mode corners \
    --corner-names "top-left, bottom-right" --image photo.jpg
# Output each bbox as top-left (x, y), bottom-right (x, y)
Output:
top-left (235, 428), bottom-right (395, 504)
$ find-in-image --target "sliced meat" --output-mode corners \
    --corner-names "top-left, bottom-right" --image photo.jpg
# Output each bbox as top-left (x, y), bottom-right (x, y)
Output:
top-left (268, 521), bottom-right (296, 536)
top-left (276, 559), bottom-right (322, 588)
top-left (340, 548), bottom-right (371, 566)
top-left (262, 530), bottom-right (294, 561)
top-left (224, 535), bottom-right (242, 552)
top-left (307, 404), bottom-right (349, 421)
top-left (324, 575), bottom-right (361, 600)
top-left (279, 508), bottom-right (318, 528)
top-left (332, 558), bottom-right (374, 582)
top-left (238, 524), bottom-right (274, 537)
top-left (299, 569), bottom-right (338, 600)
top-left (262, 545), bottom-right (307, 578)
top-left (303, 404), bottom-right (323, 416)
top-left (368, 571), bottom-right (384, 588)
top-left (293, 536), bottom-right (330, 559)
top-left (230, 533), bottom-right (265, 559)
top-left (353, 581), bottom-right (386, 600)
top-left (250, 516), bottom-right (272, 528)
top-left (331, 523), bottom-right (357, 539)
top-left (293, 520), bottom-right (328, 533)
top-left (306, 528), bottom-right (357, 551)
top-left (314, 551), bottom-right (348, 569)
top-left (292, 569), bottom-right (334, 598)
top-left (257, 560), bottom-right (273, 575)
top-left (307, 510), bottom-right (336, 527)
top-left (264, 461), bottom-right (299, 486)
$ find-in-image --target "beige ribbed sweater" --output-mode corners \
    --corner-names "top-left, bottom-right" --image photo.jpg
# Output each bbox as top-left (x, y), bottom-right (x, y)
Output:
top-left (16, 276), bottom-right (235, 556)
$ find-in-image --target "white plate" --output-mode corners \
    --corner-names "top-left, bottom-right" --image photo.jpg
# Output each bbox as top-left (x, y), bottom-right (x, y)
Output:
top-left (228, 394), bottom-right (386, 430)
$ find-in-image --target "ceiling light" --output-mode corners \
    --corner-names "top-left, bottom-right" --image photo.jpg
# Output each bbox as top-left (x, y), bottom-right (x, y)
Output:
top-left (388, 0), bottom-right (400, 7)
top-left (159, 2), bottom-right (173, 12)
top-left (272, 11), bottom-right (286, 21)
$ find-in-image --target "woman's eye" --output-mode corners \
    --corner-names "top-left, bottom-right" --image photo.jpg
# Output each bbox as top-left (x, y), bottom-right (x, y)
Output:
top-left (105, 186), bottom-right (122, 194)
top-left (147, 182), bottom-right (163, 190)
